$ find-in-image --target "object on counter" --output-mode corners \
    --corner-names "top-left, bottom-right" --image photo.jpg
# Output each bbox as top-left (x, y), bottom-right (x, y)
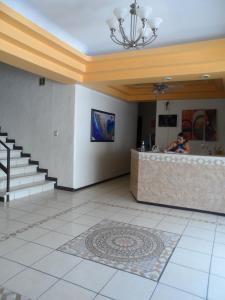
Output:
top-left (152, 145), bottom-right (160, 153)
top-left (140, 140), bottom-right (146, 152)
top-left (214, 145), bottom-right (225, 156)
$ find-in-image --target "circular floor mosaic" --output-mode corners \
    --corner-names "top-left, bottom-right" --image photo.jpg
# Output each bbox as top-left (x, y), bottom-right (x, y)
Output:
top-left (85, 225), bottom-right (165, 262)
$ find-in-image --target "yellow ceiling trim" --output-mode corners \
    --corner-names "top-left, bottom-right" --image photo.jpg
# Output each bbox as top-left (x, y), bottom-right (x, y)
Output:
top-left (0, 3), bottom-right (225, 101)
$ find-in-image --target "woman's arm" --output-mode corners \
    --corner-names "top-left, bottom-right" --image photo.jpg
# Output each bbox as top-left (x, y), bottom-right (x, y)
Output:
top-left (167, 141), bottom-right (177, 151)
top-left (183, 142), bottom-right (190, 154)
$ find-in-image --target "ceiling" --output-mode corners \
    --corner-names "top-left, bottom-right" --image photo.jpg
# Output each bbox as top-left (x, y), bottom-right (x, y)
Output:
top-left (2, 0), bottom-right (225, 55)
top-left (107, 79), bottom-right (225, 101)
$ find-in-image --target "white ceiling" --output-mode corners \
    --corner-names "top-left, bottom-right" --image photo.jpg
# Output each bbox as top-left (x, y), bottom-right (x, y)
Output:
top-left (2, 0), bottom-right (225, 55)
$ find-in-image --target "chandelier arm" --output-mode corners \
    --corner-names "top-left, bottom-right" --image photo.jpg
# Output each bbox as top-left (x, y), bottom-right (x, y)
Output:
top-left (134, 31), bottom-right (144, 44)
top-left (119, 24), bottom-right (131, 44)
top-left (137, 34), bottom-right (157, 47)
top-left (110, 34), bottom-right (129, 46)
top-left (134, 20), bottom-right (146, 45)
top-left (144, 34), bottom-right (157, 45)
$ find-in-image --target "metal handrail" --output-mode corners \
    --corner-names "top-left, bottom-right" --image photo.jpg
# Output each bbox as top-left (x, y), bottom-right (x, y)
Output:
top-left (0, 140), bottom-right (10, 202)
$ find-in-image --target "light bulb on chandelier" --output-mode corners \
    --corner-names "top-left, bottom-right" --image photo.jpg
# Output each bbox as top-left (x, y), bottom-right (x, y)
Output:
top-left (106, 0), bottom-right (163, 49)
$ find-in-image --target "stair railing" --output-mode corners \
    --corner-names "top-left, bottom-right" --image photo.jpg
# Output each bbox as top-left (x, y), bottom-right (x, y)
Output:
top-left (0, 140), bottom-right (10, 202)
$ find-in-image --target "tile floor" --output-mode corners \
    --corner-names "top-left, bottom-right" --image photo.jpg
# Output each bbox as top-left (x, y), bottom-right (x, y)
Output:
top-left (0, 176), bottom-right (224, 299)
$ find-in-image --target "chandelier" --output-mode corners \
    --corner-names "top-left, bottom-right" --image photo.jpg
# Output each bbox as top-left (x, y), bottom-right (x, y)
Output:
top-left (106, 0), bottom-right (163, 49)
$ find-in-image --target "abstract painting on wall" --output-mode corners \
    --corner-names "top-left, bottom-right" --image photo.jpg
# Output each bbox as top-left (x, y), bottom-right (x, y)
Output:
top-left (91, 109), bottom-right (115, 142)
top-left (182, 109), bottom-right (217, 141)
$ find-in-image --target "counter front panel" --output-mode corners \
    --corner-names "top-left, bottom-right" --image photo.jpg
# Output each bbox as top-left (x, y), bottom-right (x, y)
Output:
top-left (130, 150), bottom-right (225, 214)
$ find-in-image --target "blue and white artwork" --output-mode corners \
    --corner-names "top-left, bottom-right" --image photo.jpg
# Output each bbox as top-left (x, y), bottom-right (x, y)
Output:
top-left (91, 109), bottom-right (115, 142)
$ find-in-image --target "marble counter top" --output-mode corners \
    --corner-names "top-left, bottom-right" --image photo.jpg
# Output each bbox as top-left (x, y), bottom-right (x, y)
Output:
top-left (131, 149), bottom-right (225, 167)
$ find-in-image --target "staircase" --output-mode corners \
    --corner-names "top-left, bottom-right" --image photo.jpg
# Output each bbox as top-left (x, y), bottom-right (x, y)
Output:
top-left (0, 133), bottom-right (56, 202)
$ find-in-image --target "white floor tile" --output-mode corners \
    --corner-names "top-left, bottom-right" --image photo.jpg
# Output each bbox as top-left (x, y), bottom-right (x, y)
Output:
top-left (211, 256), bottom-right (225, 278)
top-left (184, 226), bottom-right (215, 242)
top-left (192, 212), bottom-right (218, 222)
top-left (14, 213), bottom-right (44, 224)
top-left (94, 295), bottom-right (111, 300)
top-left (73, 215), bottom-right (103, 226)
top-left (39, 218), bottom-right (68, 230)
top-left (188, 220), bottom-right (216, 231)
top-left (32, 250), bottom-right (82, 277)
top-left (130, 216), bottom-right (159, 228)
top-left (177, 235), bottom-right (213, 254)
top-left (0, 220), bottom-right (27, 234)
top-left (101, 271), bottom-right (156, 300)
top-left (35, 207), bottom-right (61, 217)
top-left (16, 226), bottom-right (49, 241)
top-left (64, 260), bottom-right (116, 293)
top-left (156, 221), bottom-right (186, 234)
top-left (87, 209), bottom-right (115, 218)
top-left (218, 217), bottom-right (225, 225)
top-left (109, 213), bottom-right (134, 223)
top-left (0, 179), bottom-right (224, 300)
top-left (39, 280), bottom-right (96, 300)
top-left (208, 275), bottom-right (225, 300)
top-left (133, 212), bottom-right (162, 221)
top-left (213, 243), bottom-right (225, 259)
top-left (0, 257), bottom-right (25, 285)
top-left (216, 224), bottom-right (225, 233)
top-left (151, 283), bottom-right (203, 300)
top-left (55, 222), bottom-right (89, 237)
top-left (0, 237), bottom-right (27, 256)
top-left (160, 263), bottom-right (208, 298)
top-left (4, 268), bottom-right (57, 299)
top-left (170, 247), bottom-right (211, 272)
top-left (215, 232), bottom-right (225, 244)
top-left (163, 215), bottom-right (189, 225)
top-left (34, 231), bottom-right (73, 249)
top-left (5, 242), bottom-right (52, 266)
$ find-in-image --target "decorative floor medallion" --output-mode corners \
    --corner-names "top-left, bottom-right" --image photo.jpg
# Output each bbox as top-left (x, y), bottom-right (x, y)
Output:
top-left (58, 220), bottom-right (180, 281)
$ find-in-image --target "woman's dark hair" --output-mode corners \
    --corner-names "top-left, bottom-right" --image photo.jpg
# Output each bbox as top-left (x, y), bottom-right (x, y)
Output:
top-left (177, 132), bottom-right (184, 138)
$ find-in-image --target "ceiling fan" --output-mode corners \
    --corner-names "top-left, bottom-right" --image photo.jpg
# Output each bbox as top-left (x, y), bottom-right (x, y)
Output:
top-left (153, 83), bottom-right (184, 96)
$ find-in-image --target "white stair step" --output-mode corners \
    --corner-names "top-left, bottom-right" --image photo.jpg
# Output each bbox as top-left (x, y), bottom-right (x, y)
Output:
top-left (1, 180), bottom-right (56, 201)
top-left (0, 136), bottom-right (7, 142)
top-left (0, 142), bottom-right (14, 150)
top-left (0, 157), bottom-right (29, 167)
top-left (0, 150), bottom-right (21, 159)
top-left (0, 172), bottom-right (46, 189)
top-left (0, 164), bottom-right (37, 177)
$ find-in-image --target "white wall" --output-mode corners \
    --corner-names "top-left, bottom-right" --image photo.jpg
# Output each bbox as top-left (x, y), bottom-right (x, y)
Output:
top-left (73, 85), bottom-right (138, 189)
top-left (156, 99), bottom-right (225, 154)
top-left (0, 63), bottom-right (75, 187)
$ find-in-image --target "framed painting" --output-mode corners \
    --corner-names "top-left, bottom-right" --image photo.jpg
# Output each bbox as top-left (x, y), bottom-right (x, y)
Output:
top-left (182, 109), bottom-right (217, 141)
top-left (91, 109), bottom-right (115, 142)
top-left (158, 115), bottom-right (177, 127)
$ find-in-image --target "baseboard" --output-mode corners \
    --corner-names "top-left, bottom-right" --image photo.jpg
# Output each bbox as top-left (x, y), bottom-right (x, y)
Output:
top-left (132, 193), bottom-right (225, 217)
top-left (56, 186), bottom-right (76, 192)
top-left (29, 160), bottom-right (39, 165)
top-left (6, 138), bottom-right (15, 143)
top-left (56, 173), bottom-right (130, 192)
top-left (21, 153), bottom-right (31, 157)
top-left (37, 167), bottom-right (48, 173)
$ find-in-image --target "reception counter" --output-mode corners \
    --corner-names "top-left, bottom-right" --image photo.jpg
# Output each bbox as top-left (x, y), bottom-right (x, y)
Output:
top-left (130, 149), bottom-right (225, 214)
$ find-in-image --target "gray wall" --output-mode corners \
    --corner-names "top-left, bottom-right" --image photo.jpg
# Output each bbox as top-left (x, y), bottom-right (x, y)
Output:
top-left (0, 63), bottom-right (75, 187)
top-left (0, 63), bottom-right (138, 189)
top-left (73, 85), bottom-right (138, 189)
top-left (156, 99), bottom-right (225, 154)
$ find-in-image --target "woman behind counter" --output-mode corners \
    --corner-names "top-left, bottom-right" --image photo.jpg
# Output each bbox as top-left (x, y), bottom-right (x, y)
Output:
top-left (166, 132), bottom-right (190, 154)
